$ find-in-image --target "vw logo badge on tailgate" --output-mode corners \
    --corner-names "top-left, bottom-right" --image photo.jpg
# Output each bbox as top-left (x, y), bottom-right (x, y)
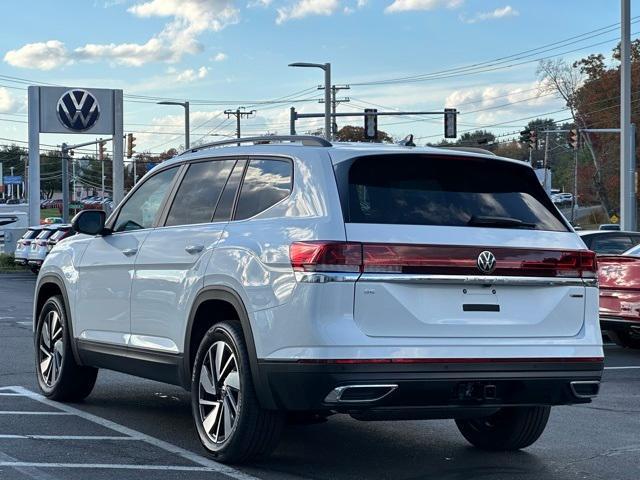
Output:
top-left (57, 89), bottom-right (100, 131)
top-left (477, 251), bottom-right (497, 274)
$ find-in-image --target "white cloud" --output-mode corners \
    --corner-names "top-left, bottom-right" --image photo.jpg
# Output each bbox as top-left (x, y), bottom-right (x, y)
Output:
top-left (357, 0), bottom-right (368, 7)
top-left (4, 40), bottom-right (71, 70)
top-left (213, 52), bottom-right (228, 61)
top-left (247, 0), bottom-right (272, 6)
top-left (460, 5), bottom-right (518, 24)
top-left (276, 0), bottom-right (341, 24)
top-left (0, 88), bottom-right (17, 113)
top-left (385, 0), bottom-right (463, 13)
top-left (175, 66), bottom-right (209, 82)
top-left (4, 0), bottom-right (239, 69)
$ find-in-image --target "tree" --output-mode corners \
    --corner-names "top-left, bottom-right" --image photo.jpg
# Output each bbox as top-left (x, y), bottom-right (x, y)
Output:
top-left (335, 125), bottom-right (393, 143)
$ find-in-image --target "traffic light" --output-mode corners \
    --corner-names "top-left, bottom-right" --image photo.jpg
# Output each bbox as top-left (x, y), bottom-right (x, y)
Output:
top-left (127, 133), bottom-right (136, 159)
top-left (364, 109), bottom-right (378, 141)
top-left (520, 128), bottom-right (537, 149)
top-left (98, 139), bottom-right (106, 161)
top-left (567, 128), bottom-right (579, 150)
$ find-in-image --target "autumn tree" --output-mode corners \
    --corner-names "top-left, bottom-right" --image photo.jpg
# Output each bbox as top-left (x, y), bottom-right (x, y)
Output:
top-left (335, 125), bottom-right (393, 143)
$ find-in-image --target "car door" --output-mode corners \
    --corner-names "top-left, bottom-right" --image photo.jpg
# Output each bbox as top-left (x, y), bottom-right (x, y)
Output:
top-left (75, 166), bottom-right (180, 348)
top-left (129, 158), bottom-right (241, 355)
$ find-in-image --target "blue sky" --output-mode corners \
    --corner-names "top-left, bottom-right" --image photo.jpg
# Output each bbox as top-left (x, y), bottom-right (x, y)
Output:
top-left (0, 0), bottom-right (634, 152)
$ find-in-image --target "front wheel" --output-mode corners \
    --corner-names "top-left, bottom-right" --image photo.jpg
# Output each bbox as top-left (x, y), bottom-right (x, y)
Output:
top-left (35, 295), bottom-right (98, 401)
top-left (191, 321), bottom-right (284, 463)
top-left (455, 406), bottom-right (550, 451)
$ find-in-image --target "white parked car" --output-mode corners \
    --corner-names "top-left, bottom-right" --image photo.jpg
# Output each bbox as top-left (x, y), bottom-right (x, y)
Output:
top-left (27, 224), bottom-right (73, 272)
top-left (14, 226), bottom-right (43, 265)
top-left (33, 136), bottom-right (603, 463)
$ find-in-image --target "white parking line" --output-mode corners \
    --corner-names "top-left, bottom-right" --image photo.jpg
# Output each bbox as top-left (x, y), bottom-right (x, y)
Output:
top-left (0, 411), bottom-right (72, 415)
top-left (4, 386), bottom-right (267, 480)
top-left (604, 366), bottom-right (640, 370)
top-left (0, 435), bottom-right (138, 441)
top-left (0, 462), bottom-right (218, 472)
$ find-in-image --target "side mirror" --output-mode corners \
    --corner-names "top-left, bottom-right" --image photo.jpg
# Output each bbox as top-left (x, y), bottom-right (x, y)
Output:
top-left (72, 210), bottom-right (109, 236)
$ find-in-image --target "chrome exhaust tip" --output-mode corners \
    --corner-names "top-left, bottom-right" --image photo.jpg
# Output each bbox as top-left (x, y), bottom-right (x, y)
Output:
top-left (324, 384), bottom-right (398, 404)
top-left (570, 380), bottom-right (600, 399)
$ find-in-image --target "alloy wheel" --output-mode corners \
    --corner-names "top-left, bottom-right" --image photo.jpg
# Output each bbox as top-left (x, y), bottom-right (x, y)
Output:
top-left (38, 309), bottom-right (64, 387)
top-left (198, 340), bottom-right (241, 444)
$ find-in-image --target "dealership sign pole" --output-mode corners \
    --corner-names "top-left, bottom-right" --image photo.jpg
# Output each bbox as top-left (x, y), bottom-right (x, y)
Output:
top-left (27, 86), bottom-right (124, 226)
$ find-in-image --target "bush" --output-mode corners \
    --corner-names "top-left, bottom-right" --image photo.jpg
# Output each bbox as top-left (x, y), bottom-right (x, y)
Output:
top-left (0, 254), bottom-right (25, 271)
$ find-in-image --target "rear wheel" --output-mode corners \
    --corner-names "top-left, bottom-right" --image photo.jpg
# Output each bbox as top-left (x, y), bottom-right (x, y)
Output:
top-left (35, 295), bottom-right (98, 401)
top-left (608, 330), bottom-right (640, 349)
top-left (455, 406), bottom-right (550, 451)
top-left (191, 321), bottom-right (284, 463)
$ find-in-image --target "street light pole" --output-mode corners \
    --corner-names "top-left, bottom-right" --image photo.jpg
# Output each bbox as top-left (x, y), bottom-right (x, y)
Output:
top-left (621, 0), bottom-right (635, 230)
top-left (288, 62), bottom-right (331, 140)
top-left (157, 101), bottom-right (190, 149)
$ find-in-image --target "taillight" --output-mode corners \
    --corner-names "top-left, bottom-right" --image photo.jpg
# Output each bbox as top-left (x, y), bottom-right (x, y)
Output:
top-left (290, 241), bottom-right (362, 272)
top-left (290, 242), bottom-right (598, 279)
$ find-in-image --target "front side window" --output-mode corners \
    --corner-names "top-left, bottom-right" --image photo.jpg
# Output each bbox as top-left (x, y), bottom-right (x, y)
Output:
top-left (165, 160), bottom-right (235, 227)
top-left (234, 159), bottom-right (292, 220)
top-left (113, 167), bottom-right (178, 232)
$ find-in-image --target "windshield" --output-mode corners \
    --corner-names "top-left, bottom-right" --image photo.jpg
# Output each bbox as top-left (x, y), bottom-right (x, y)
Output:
top-left (340, 154), bottom-right (568, 231)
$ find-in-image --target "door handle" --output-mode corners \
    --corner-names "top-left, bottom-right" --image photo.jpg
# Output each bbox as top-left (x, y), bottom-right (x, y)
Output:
top-left (185, 244), bottom-right (205, 255)
top-left (121, 248), bottom-right (138, 257)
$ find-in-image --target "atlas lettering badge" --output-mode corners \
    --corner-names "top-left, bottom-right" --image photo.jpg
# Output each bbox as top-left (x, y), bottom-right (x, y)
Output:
top-left (56, 89), bottom-right (100, 132)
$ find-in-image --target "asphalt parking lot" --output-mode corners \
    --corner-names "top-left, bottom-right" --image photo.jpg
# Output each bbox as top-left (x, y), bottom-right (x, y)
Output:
top-left (1, 273), bottom-right (639, 480)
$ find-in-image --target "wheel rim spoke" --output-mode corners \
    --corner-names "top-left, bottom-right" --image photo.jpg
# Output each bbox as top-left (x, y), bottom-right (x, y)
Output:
top-left (199, 339), bottom-right (240, 444)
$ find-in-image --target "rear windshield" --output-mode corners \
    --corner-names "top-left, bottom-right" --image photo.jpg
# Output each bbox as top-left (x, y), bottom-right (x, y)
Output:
top-left (36, 230), bottom-right (54, 240)
top-left (339, 154), bottom-right (568, 232)
top-left (49, 229), bottom-right (69, 241)
top-left (21, 230), bottom-right (40, 240)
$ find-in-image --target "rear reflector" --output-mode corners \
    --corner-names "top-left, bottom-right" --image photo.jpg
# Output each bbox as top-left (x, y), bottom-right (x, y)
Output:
top-left (290, 242), bottom-right (598, 278)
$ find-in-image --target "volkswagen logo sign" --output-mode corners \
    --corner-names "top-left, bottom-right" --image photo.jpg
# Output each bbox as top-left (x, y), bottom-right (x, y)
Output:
top-left (477, 251), bottom-right (497, 274)
top-left (57, 89), bottom-right (100, 132)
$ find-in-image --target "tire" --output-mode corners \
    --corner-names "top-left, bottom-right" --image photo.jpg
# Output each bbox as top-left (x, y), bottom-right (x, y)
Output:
top-left (608, 330), bottom-right (640, 349)
top-left (455, 406), bottom-right (551, 451)
top-left (191, 320), bottom-right (284, 463)
top-left (35, 295), bottom-right (98, 401)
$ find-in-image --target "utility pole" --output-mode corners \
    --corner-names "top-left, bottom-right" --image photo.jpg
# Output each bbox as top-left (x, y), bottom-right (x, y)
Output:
top-left (572, 145), bottom-right (579, 225)
top-left (621, 0), bottom-right (636, 230)
top-left (543, 131), bottom-right (550, 193)
top-left (319, 85), bottom-right (350, 139)
top-left (224, 108), bottom-right (256, 144)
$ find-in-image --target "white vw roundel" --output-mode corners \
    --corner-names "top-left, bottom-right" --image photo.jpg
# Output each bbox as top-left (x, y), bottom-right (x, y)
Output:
top-left (56, 89), bottom-right (100, 131)
top-left (476, 250), bottom-right (497, 274)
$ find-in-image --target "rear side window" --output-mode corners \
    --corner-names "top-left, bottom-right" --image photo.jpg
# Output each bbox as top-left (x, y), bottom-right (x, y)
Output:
top-left (343, 155), bottom-right (568, 231)
top-left (234, 159), bottom-right (292, 220)
top-left (165, 159), bottom-right (235, 226)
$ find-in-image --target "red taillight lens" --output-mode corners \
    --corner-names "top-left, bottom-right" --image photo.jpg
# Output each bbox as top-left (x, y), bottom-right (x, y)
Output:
top-left (290, 242), bottom-right (597, 279)
top-left (290, 241), bottom-right (362, 272)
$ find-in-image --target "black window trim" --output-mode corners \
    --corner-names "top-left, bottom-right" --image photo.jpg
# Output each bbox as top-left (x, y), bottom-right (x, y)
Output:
top-left (105, 163), bottom-right (185, 234)
top-left (230, 155), bottom-right (294, 222)
top-left (157, 155), bottom-right (244, 228)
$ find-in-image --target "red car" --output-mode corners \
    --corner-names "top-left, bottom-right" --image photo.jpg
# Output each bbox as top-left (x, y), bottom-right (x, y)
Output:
top-left (598, 245), bottom-right (640, 349)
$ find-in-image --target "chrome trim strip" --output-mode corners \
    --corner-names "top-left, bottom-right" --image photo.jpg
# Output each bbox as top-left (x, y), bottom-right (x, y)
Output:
top-left (569, 380), bottom-right (600, 399)
top-left (358, 273), bottom-right (591, 287)
top-left (295, 272), bottom-right (360, 283)
top-left (324, 384), bottom-right (398, 404)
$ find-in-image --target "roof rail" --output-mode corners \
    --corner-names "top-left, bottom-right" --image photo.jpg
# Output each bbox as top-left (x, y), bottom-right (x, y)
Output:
top-left (437, 146), bottom-right (497, 156)
top-left (181, 135), bottom-right (332, 155)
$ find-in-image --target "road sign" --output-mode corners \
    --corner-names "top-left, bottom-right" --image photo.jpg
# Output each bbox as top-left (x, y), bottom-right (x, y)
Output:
top-left (4, 175), bottom-right (22, 185)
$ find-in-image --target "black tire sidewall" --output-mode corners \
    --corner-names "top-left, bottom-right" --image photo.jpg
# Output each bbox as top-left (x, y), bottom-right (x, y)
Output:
top-left (191, 321), bottom-right (253, 459)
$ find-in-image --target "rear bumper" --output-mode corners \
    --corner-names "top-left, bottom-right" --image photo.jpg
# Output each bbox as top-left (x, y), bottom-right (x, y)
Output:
top-left (257, 358), bottom-right (604, 413)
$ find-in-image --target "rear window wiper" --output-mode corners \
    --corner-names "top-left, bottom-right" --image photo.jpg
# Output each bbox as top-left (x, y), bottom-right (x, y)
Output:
top-left (467, 215), bottom-right (537, 229)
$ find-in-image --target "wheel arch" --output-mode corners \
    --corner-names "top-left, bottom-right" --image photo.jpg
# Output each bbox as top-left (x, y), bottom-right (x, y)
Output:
top-left (183, 286), bottom-right (276, 409)
top-left (35, 274), bottom-right (83, 365)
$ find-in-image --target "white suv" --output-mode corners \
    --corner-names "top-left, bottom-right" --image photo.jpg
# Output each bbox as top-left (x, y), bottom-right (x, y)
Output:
top-left (34, 136), bottom-right (603, 463)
